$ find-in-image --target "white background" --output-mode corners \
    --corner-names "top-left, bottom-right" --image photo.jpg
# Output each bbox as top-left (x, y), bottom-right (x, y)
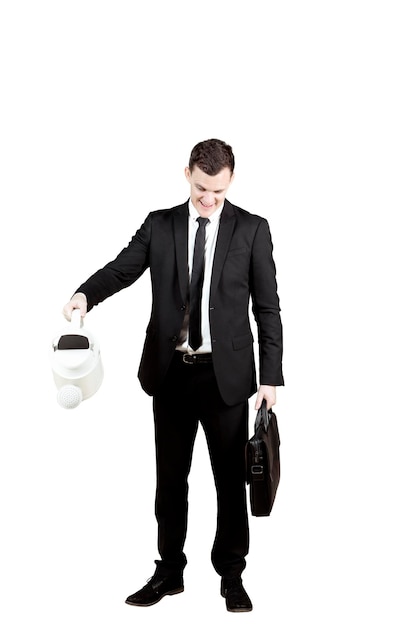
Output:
top-left (1, 1), bottom-right (416, 624)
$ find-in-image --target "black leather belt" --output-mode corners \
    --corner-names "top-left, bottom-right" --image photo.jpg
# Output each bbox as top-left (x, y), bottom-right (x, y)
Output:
top-left (176, 352), bottom-right (213, 365)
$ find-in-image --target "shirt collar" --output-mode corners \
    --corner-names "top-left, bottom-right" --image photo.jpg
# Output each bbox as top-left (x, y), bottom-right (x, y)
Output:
top-left (188, 199), bottom-right (224, 225)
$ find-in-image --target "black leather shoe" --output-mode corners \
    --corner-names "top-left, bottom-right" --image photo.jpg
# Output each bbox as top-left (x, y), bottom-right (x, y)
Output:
top-left (125, 568), bottom-right (184, 607)
top-left (221, 577), bottom-right (253, 612)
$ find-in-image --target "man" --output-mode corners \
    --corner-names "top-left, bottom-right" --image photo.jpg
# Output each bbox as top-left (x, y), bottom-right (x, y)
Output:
top-left (62, 139), bottom-right (284, 613)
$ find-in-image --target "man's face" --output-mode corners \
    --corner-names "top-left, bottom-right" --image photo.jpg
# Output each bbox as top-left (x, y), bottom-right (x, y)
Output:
top-left (185, 165), bottom-right (234, 217)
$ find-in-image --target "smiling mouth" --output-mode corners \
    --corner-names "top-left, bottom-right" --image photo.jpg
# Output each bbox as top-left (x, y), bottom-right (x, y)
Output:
top-left (200, 200), bottom-right (214, 208)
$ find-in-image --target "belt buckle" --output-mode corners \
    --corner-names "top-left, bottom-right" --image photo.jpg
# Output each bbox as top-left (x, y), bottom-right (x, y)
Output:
top-left (182, 353), bottom-right (195, 365)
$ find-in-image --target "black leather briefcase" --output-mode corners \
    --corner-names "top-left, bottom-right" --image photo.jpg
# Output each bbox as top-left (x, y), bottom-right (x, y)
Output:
top-left (246, 400), bottom-right (281, 517)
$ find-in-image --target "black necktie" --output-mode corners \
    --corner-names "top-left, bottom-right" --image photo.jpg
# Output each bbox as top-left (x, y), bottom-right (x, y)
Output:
top-left (189, 217), bottom-right (209, 351)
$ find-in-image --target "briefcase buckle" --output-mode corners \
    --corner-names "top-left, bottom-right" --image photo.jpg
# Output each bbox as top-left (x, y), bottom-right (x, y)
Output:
top-left (251, 464), bottom-right (264, 476)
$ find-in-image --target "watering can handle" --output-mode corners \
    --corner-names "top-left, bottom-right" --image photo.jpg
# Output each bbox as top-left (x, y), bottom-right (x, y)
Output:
top-left (71, 308), bottom-right (82, 329)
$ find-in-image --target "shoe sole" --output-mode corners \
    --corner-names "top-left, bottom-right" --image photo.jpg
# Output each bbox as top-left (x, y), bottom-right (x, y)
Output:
top-left (125, 587), bottom-right (184, 607)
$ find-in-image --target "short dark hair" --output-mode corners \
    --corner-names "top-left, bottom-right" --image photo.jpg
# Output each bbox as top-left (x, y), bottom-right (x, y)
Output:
top-left (189, 139), bottom-right (235, 175)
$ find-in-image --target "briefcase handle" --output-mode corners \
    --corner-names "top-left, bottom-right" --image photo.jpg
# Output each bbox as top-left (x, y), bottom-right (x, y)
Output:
top-left (255, 399), bottom-right (273, 432)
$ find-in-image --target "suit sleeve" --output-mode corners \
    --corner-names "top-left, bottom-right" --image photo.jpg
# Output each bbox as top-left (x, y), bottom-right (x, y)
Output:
top-left (75, 213), bottom-right (152, 311)
top-left (250, 218), bottom-right (284, 386)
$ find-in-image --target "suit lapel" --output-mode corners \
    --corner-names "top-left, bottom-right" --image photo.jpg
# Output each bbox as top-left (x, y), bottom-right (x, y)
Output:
top-left (173, 202), bottom-right (189, 304)
top-left (174, 199), bottom-right (236, 303)
top-left (210, 200), bottom-right (236, 298)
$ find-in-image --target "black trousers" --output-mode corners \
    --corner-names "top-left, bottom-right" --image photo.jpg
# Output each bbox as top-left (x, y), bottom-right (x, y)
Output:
top-left (152, 351), bottom-right (249, 579)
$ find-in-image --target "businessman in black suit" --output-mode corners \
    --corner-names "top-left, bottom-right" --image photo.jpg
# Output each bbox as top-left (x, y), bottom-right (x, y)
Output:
top-left (63, 139), bottom-right (284, 612)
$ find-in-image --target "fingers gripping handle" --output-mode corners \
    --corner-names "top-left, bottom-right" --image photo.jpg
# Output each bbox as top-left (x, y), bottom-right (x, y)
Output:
top-left (71, 308), bottom-right (82, 329)
top-left (255, 399), bottom-right (271, 432)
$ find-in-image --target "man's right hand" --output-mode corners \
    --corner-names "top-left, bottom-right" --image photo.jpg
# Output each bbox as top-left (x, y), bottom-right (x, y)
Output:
top-left (62, 292), bottom-right (87, 321)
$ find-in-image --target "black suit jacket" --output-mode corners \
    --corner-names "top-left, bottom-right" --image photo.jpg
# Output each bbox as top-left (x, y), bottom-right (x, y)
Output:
top-left (77, 199), bottom-right (284, 406)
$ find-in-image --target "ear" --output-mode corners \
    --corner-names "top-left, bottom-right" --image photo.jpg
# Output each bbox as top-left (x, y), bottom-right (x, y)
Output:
top-left (184, 166), bottom-right (191, 182)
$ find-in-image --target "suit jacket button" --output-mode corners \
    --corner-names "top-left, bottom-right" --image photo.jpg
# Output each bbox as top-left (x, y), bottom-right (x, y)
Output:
top-left (180, 305), bottom-right (186, 310)
top-left (171, 335), bottom-right (178, 342)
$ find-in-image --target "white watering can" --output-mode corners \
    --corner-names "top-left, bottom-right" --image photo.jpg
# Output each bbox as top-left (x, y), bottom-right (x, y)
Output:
top-left (51, 309), bottom-right (104, 409)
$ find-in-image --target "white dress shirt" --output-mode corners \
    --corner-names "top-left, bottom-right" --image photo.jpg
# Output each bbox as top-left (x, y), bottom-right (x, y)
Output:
top-left (176, 199), bottom-right (223, 353)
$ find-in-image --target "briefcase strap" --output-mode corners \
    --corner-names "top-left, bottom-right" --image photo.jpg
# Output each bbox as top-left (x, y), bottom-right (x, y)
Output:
top-left (255, 399), bottom-right (272, 432)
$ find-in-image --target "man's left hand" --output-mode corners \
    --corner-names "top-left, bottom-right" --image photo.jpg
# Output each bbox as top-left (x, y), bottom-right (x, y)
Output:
top-left (254, 385), bottom-right (276, 411)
